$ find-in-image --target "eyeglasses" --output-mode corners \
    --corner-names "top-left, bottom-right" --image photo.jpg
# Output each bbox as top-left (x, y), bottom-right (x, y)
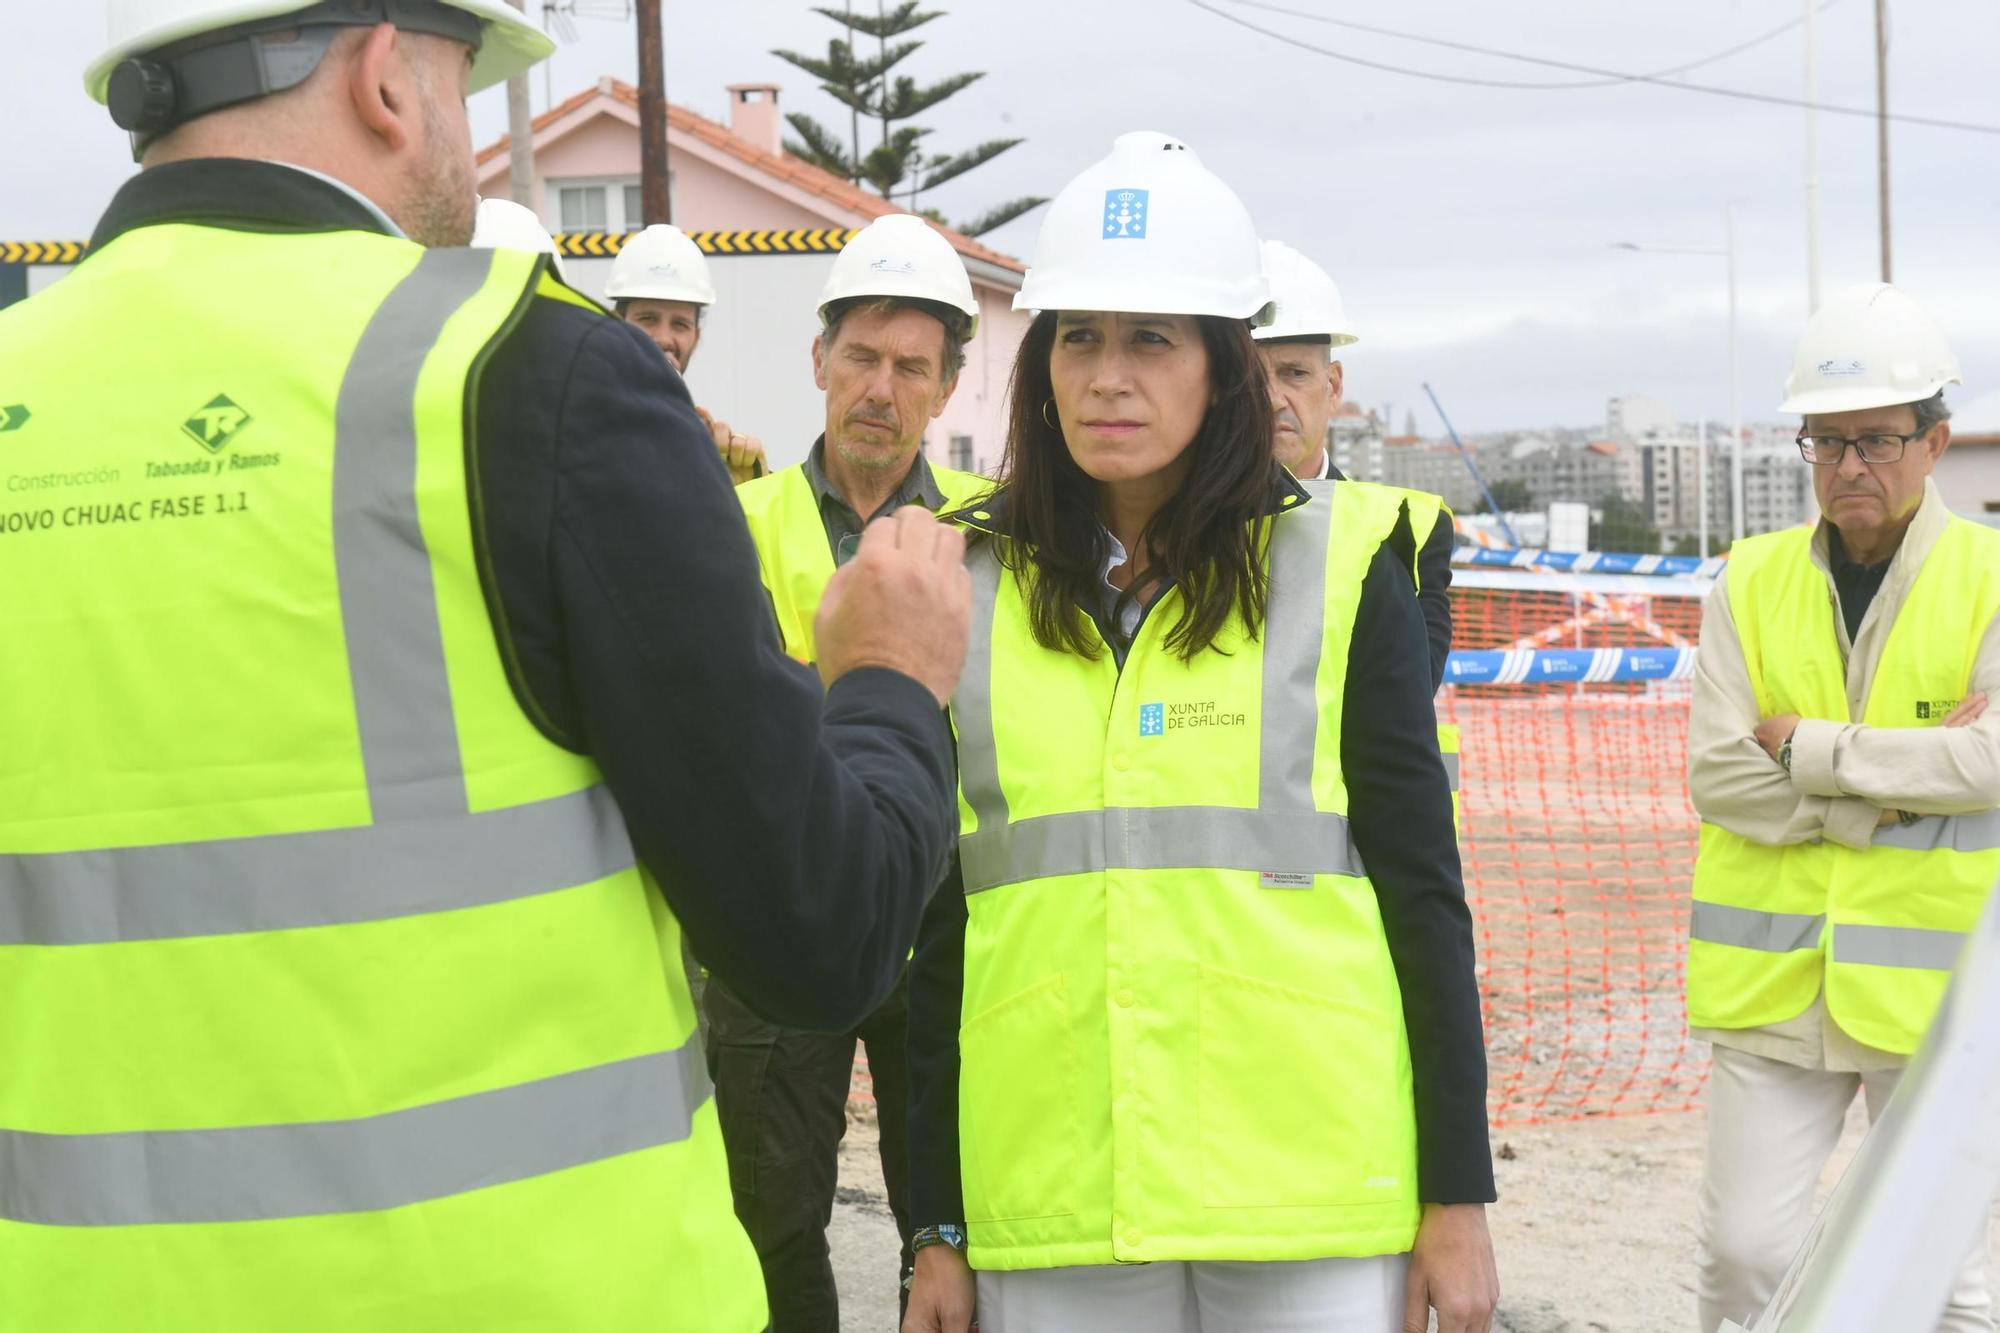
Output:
top-left (1796, 430), bottom-right (1927, 466)
top-left (835, 532), bottom-right (864, 566)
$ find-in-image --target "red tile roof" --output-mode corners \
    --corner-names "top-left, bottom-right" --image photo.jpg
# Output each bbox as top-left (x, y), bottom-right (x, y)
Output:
top-left (477, 79), bottom-right (1025, 274)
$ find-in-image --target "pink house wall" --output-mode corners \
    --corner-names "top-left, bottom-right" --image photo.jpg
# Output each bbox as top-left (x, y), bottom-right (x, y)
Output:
top-left (930, 285), bottom-right (1031, 476)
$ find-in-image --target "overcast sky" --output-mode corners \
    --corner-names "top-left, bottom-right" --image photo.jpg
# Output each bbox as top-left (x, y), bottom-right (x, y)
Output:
top-left (10, 0), bottom-right (1998, 432)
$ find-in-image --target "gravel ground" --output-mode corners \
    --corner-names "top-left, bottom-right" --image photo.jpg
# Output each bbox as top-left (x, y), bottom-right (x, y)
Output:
top-left (828, 1090), bottom-right (2000, 1333)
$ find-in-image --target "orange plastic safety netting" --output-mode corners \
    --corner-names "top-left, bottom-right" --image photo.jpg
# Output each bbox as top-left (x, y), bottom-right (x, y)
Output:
top-left (1447, 580), bottom-right (1709, 1126)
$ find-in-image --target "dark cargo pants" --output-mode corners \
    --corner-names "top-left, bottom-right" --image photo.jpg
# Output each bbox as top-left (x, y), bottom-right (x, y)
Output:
top-left (703, 973), bottom-right (913, 1332)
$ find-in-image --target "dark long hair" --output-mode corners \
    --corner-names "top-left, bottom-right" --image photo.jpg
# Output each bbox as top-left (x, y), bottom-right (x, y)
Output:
top-left (988, 309), bottom-right (1278, 661)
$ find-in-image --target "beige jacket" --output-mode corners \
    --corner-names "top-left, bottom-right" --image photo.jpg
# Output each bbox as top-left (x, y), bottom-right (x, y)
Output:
top-left (1687, 479), bottom-right (2000, 1070)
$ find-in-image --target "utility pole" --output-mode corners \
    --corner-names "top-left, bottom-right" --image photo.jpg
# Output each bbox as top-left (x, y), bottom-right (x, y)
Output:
top-left (504, 0), bottom-right (536, 208)
top-left (1726, 204), bottom-right (1743, 543)
top-left (636, 0), bottom-right (672, 224)
top-left (1874, 0), bottom-right (1892, 281)
top-left (1804, 0), bottom-right (1821, 312)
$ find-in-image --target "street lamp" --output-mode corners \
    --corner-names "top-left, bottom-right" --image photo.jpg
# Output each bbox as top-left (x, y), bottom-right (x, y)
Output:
top-left (1612, 204), bottom-right (1743, 544)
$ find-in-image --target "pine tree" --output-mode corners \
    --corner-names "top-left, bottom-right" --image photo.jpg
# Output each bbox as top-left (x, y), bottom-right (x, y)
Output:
top-left (771, 2), bottom-right (1046, 237)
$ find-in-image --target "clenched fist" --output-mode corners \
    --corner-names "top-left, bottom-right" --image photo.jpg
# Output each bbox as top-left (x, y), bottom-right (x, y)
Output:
top-left (815, 507), bottom-right (972, 707)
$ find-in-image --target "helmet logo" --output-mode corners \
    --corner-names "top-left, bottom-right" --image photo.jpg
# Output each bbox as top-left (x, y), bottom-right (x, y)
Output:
top-left (1816, 358), bottom-right (1866, 377)
top-left (1103, 188), bottom-right (1149, 240)
top-left (869, 257), bottom-right (918, 275)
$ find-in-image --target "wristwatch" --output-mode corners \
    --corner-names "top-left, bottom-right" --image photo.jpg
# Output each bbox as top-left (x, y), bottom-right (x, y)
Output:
top-left (911, 1223), bottom-right (968, 1255)
top-left (1778, 735), bottom-right (1794, 773)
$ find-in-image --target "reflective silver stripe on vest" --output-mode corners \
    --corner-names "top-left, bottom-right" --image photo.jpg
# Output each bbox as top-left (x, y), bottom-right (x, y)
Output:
top-left (961, 806), bottom-right (1364, 893)
top-left (1871, 808), bottom-right (2000, 854)
top-left (958, 544), bottom-right (1012, 833)
top-left (335, 248), bottom-right (493, 820)
top-left (0, 1037), bottom-right (708, 1227)
top-left (1689, 900), bottom-right (1826, 953)
top-left (0, 784), bottom-right (631, 946)
top-left (955, 491), bottom-right (1363, 895)
top-left (1833, 922), bottom-right (1968, 972)
top-left (1442, 751), bottom-right (1461, 792)
top-left (1257, 481), bottom-right (1332, 809)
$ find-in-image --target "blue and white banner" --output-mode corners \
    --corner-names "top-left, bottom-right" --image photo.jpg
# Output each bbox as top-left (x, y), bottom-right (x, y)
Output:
top-left (1452, 547), bottom-right (1726, 579)
top-left (1443, 646), bottom-right (1698, 686)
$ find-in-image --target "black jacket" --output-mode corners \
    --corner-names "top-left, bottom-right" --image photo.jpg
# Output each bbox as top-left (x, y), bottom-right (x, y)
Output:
top-left (906, 491), bottom-right (1496, 1228)
top-left (86, 160), bottom-right (957, 1031)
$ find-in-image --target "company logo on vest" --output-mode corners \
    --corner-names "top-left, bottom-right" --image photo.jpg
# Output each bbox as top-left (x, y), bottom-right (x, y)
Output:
top-left (181, 394), bottom-right (252, 454)
top-left (1915, 698), bottom-right (1962, 721)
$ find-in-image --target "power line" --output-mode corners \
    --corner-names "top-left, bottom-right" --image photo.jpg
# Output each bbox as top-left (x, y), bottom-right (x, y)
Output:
top-left (1187, 0), bottom-right (2000, 135)
top-left (1234, 0), bottom-right (1844, 91)
top-left (1225, 0), bottom-right (1838, 90)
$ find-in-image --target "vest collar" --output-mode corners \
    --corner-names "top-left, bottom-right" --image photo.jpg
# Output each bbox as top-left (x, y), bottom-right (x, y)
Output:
top-left (88, 158), bottom-right (398, 257)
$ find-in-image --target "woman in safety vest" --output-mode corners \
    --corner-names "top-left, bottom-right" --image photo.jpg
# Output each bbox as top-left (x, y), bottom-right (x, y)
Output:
top-left (901, 132), bottom-right (1499, 1333)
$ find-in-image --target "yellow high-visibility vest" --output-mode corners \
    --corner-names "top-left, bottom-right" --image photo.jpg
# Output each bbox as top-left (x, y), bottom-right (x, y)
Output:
top-left (1688, 517), bottom-right (2000, 1053)
top-left (736, 460), bottom-right (990, 662)
top-left (945, 480), bottom-right (1427, 1271)
top-left (0, 226), bottom-right (763, 1330)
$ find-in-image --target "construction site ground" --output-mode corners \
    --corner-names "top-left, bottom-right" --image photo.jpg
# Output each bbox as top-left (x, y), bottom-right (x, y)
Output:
top-left (826, 1081), bottom-right (2000, 1332)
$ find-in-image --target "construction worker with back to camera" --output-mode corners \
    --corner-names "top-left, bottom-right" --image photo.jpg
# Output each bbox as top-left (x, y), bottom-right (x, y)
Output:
top-left (0, 3), bottom-right (970, 1329)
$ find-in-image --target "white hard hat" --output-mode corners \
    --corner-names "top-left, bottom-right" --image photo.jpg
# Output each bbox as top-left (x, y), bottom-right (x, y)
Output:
top-left (1254, 239), bottom-right (1357, 347)
top-left (604, 224), bottom-right (717, 307)
top-left (88, 1), bottom-right (551, 107)
top-left (818, 214), bottom-right (980, 340)
top-left (1014, 131), bottom-right (1271, 324)
top-left (472, 196), bottom-right (566, 281)
top-left (1780, 282), bottom-right (1961, 416)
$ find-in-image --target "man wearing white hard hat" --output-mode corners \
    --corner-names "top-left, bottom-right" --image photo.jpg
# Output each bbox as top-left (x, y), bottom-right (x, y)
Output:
top-left (472, 194), bottom-right (568, 279)
top-left (903, 132), bottom-right (1496, 1333)
top-left (708, 211), bottom-right (992, 1332)
top-left (1256, 238), bottom-right (1454, 689)
top-left (0, 3), bottom-right (975, 1327)
top-left (607, 222), bottom-right (769, 484)
top-left (1687, 283), bottom-right (2000, 1333)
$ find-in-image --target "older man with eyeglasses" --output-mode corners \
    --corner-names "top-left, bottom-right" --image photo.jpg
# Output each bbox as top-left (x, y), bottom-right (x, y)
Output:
top-left (1685, 283), bottom-right (2000, 1333)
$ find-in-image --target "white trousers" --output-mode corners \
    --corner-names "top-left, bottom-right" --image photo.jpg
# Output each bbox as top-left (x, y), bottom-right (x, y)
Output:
top-left (1697, 1044), bottom-right (1994, 1333)
top-left (974, 1255), bottom-right (1407, 1333)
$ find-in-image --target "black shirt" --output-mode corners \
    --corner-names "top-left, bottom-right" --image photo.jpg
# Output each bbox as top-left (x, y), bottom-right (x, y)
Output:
top-left (86, 160), bottom-right (958, 1032)
top-left (905, 485), bottom-right (1496, 1227)
top-left (1827, 526), bottom-right (1893, 644)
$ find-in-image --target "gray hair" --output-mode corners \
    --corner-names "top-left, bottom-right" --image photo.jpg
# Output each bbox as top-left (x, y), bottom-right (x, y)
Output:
top-left (1912, 389), bottom-right (1952, 434)
top-left (819, 296), bottom-right (969, 383)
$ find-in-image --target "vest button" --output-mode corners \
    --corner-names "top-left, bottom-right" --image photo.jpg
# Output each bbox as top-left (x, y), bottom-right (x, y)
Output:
top-left (1115, 989), bottom-right (1135, 1008)
top-left (1124, 1228), bottom-right (1143, 1248)
top-left (1111, 753), bottom-right (1132, 772)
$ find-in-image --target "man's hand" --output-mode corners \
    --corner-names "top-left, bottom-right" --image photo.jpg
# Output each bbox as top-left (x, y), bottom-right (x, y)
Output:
top-left (1754, 713), bottom-right (1801, 762)
top-left (1875, 692), bottom-right (1988, 824)
top-left (901, 1244), bottom-right (976, 1333)
top-left (1403, 1202), bottom-right (1498, 1333)
top-left (1944, 692), bottom-right (1989, 728)
top-left (695, 406), bottom-right (767, 485)
top-left (815, 507), bottom-right (971, 707)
